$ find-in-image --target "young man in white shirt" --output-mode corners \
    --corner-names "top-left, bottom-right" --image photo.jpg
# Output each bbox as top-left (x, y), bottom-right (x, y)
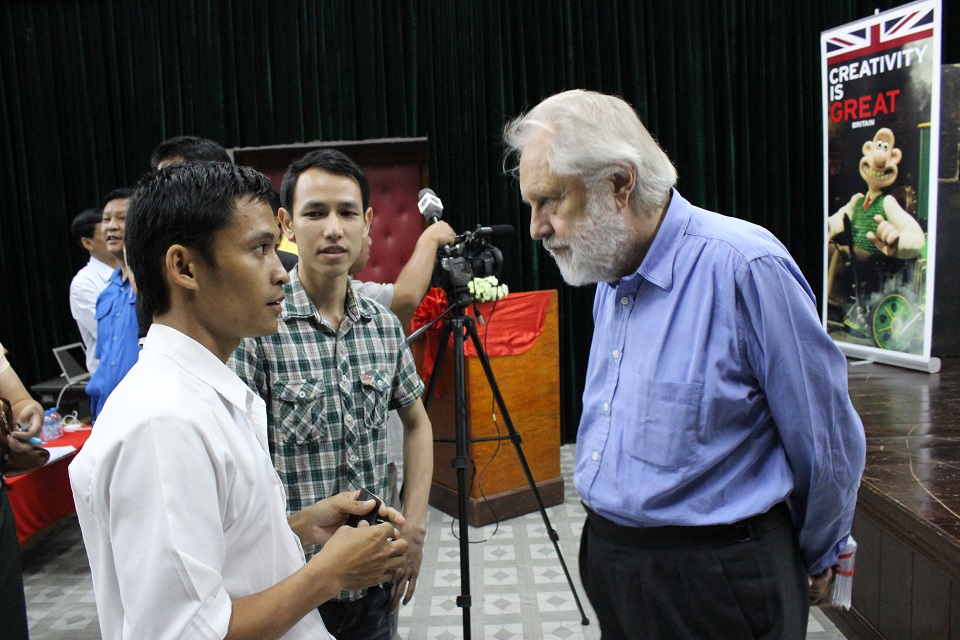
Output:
top-left (68, 207), bottom-right (120, 373)
top-left (69, 161), bottom-right (408, 640)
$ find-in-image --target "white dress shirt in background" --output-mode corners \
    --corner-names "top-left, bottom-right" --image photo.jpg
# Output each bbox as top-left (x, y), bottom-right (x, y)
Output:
top-left (69, 256), bottom-right (115, 372)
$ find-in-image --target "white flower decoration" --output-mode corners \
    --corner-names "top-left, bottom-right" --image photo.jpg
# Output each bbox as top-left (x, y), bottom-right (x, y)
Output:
top-left (468, 276), bottom-right (509, 303)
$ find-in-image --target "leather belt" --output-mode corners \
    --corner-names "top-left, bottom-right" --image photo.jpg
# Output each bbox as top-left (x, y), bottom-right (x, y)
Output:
top-left (583, 501), bottom-right (792, 549)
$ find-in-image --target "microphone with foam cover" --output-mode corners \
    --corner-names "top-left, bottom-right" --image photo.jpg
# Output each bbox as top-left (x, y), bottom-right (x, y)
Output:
top-left (417, 188), bottom-right (444, 224)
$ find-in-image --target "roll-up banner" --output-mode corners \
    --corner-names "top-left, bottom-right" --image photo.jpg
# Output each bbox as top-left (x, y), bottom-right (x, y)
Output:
top-left (821, 0), bottom-right (942, 373)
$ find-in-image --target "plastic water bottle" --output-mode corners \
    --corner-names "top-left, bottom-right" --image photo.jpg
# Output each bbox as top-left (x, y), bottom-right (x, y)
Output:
top-left (831, 536), bottom-right (857, 609)
top-left (41, 409), bottom-right (55, 441)
top-left (51, 408), bottom-right (63, 439)
top-left (41, 408), bottom-right (62, 442)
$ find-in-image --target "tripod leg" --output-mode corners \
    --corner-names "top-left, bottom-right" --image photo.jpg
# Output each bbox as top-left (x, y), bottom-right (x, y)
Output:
top-left (422, 322), bottom-right (453, 412)
top-left (421, 317), bottom-right (473, 636)
top-left (450, 318), bottom-right (473, 639)
top-left (463, 318), bottom-right (591, 625)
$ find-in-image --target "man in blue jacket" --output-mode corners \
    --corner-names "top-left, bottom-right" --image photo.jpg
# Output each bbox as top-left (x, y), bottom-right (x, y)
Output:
top-left (85, 188), bottom-right (139, 419)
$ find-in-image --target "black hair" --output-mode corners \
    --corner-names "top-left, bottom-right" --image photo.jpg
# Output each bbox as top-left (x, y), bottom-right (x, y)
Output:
top-left (70, 207), bottom-right (102, 245)
top-left (125, 161), bottom-right (273, 321)
top-left (265, 189), bottom-right (281, 217)
top-left (101, 187), bottom-right (135, 210)
top-left (279, 149), bottom-right (370, 214)
top-left (150, 135), bottom-right (231, 171)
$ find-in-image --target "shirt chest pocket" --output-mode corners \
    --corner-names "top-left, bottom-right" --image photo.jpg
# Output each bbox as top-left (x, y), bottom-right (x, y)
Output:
top-left (624, 377), bottom-right (703, 471)
top-left (359, 369), bottom-right (390, 429)
top-left (273, 379), bottom-right (326, 444)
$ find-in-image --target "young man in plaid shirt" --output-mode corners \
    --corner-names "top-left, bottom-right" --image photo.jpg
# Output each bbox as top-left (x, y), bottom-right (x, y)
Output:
top-left (231, 150), bottom-right (433, 640)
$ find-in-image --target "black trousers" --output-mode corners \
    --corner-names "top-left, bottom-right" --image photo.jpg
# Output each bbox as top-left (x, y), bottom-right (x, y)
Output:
top-left (579, 503), bottom-right (809, 640)
top-left (0, 485), bottom-right (28, 639)
top-left (318, 584), bottom-right (393, 640)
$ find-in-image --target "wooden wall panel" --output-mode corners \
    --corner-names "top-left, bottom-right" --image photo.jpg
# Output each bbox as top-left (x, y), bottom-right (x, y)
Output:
top-left (878, 530), bottom-right (913, 639)
top-left (911, 552), bottom-right (952, 639)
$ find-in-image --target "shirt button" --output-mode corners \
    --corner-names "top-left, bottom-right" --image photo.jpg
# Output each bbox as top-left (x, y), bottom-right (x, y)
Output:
top-left (602, 403), bottom-right (610, 413)
top-left (349, 453), bottom-right (359, 463)
top-left (592, 451), bottom-right (600, 461)
top-left (612, 350), bottom-right (620, 359)
top-left (298, 391), bottom-right (306, 399)
top-left (620, 296), bottom-right (629, 306)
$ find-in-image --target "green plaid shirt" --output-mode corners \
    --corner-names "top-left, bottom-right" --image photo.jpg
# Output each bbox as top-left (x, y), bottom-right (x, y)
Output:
top-left (230, 268), bottom-right (423, 559)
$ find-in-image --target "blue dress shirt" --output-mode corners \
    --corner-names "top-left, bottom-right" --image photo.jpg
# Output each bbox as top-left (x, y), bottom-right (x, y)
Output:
top-left (85, 267), bottom-right (140, 420)
top-left (575, 190), bottom-right (865, 575)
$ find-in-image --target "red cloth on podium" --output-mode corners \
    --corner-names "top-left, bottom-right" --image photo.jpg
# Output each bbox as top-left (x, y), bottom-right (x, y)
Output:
top-left (6, 429), bottom-right (91, 543)
top-left (411, 289), bottom-right (553, 382)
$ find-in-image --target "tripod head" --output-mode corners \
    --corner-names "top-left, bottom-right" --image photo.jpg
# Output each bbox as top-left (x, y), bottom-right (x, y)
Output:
top-left (443, 283), bottom-right (477, 314)
top-left (406, 283), bottom-right (478, 348)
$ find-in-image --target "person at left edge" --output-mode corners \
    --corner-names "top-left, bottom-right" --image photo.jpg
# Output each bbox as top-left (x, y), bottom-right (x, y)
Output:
top-left (84, 188), bottom-right (139, 420)
top-left (0, 341), bottom-right (44, 639)
top-left (69, 161), bottom-right (409, 639)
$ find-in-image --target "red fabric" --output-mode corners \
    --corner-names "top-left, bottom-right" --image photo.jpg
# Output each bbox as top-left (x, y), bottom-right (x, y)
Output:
top-left (411, 290), bottom-right (553, 383)
top-left (6, 429), bottom-right (92, 543)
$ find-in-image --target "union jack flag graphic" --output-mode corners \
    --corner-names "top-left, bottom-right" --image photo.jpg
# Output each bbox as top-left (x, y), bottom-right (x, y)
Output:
top-left (823, 3), bottom-right (936, 63)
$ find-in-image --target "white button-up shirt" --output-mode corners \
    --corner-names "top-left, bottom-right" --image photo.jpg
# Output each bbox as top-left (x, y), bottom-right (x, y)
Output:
top-left (70, 324), bottom-right (330, 639)
top-left (69, 256), bottom-right (115, 372)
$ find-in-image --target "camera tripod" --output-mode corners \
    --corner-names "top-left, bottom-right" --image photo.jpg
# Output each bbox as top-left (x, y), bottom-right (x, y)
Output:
top-left (407, 284), bottom-right (589, 639)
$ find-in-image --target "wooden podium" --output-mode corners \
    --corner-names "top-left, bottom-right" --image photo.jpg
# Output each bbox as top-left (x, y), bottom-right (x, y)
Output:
top-left (411, 290), bottom-right (563, 526)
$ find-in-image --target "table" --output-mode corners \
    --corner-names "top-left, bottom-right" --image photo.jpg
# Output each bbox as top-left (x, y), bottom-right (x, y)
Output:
top-left (6, 429), bottom-right (92, 543)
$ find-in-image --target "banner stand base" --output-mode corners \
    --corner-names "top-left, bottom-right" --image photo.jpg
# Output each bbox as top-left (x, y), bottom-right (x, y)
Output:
top-left (840, 346), bottom-right (941, 374)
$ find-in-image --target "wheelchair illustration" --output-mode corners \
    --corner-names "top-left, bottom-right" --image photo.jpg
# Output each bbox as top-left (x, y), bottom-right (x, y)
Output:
top-left (831, 212), bottom-right (927, 353)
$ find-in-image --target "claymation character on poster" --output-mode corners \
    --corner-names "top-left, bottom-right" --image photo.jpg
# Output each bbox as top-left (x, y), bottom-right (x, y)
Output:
top-left (822, 0), bottom-right (940, 360)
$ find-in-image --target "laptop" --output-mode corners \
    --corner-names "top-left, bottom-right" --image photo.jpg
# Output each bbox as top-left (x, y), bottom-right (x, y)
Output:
top-left (53, 343), bottom-right (90, 385)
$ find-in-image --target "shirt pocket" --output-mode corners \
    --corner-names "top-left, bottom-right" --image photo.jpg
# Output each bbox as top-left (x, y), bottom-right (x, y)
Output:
top-left (358, 369), bottom-right (391, 429)
top-left (273, 378), bottom-right (326, 444)
top-left (624, 377), bottom-right (703, 471)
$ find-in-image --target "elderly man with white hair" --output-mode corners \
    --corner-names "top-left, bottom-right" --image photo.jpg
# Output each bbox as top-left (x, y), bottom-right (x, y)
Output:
top-left (504, 90), bottom-right (865, 640)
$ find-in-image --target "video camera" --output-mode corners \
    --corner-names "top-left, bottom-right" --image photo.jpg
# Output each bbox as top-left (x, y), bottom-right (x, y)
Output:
top-left (430, 225), bottom-right (513, 288)
top-left (417, 188), bottom-right (509, 290)
top-left (431, 225), bottom-right (506, 289)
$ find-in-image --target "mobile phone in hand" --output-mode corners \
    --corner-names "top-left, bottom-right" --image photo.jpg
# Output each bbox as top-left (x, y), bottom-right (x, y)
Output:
top-left (345, 488), bottom-right (384, 527)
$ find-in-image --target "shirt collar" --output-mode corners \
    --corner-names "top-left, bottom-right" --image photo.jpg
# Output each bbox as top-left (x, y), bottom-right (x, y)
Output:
top-left (283, 267), bottom-right (377, 324)
top-left (109, 266), bottom-right (124, 286)
top-left (282, 267), bottom-right (316, 319)
top-left (109, 265), bottom-right (135, 291)
top-left (90, 257), bottom-right (116, 280)
top-left (142, 324), bottom-right (255, 414)
top-left (631, 188), bottom-right (691, 292)
top-left (347, 279), bottom-right (378, 320)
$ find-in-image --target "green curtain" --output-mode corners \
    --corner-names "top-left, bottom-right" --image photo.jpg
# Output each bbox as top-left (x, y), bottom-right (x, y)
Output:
top-left (2, 0), bottom-right (957, 442)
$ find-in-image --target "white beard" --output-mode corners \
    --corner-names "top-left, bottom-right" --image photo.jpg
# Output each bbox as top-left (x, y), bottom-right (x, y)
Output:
top-left (545, 191), bottom-right (634, 286)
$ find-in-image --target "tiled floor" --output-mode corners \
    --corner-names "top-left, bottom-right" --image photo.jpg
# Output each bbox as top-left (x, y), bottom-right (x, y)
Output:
top-left (21, 444), bottom-right (847, 639)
